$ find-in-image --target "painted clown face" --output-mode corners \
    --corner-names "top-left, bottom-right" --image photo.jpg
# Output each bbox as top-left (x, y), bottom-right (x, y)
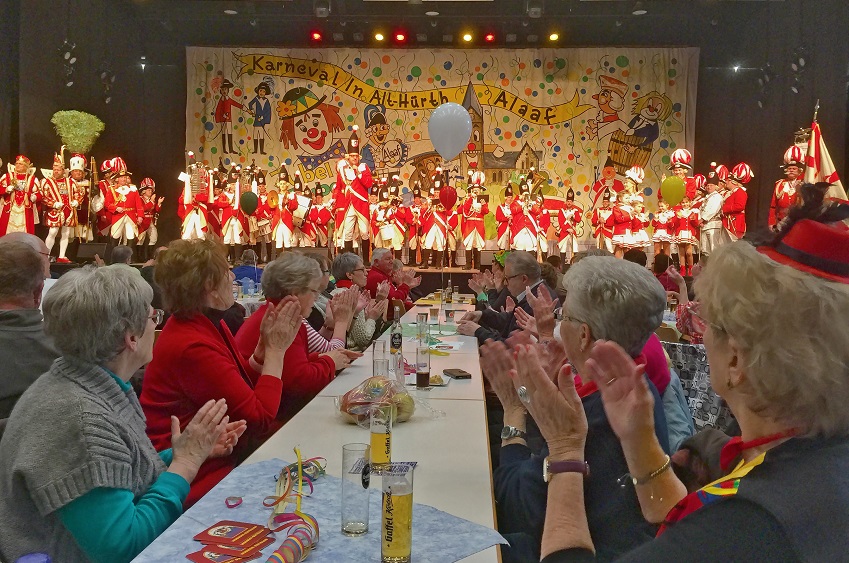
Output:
top-left (294, 110), bottom-right (333, 155)
top-left (640, 97), bottom-right (666, 121)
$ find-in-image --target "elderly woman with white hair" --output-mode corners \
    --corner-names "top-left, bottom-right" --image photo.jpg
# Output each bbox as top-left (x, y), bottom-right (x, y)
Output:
top-left (482, 257), bottom-right (671, 562)
top-left (235, 252), bottom-right (363, 420)
top-left (0, 265), bottom-right (242, 563)
top-left (331, 252), bottom-right (389, 350)
top-left (529, 188), bottom-right (849, 561)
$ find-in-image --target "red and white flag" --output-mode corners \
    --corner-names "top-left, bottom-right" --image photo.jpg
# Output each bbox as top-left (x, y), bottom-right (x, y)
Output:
top-left (804, 121), bottom-right (847, 200)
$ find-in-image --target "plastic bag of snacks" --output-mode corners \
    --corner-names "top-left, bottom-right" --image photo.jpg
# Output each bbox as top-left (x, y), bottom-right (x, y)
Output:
top-left (336, 376), bottom-right (416, 426)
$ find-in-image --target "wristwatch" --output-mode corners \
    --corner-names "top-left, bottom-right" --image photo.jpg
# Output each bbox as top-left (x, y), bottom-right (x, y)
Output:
top-left (500, 426), bottom-right (527, 440)
top-left (543, 456), bottom-right (590, 482)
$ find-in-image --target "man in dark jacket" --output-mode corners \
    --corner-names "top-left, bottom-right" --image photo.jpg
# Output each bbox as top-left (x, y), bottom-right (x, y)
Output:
top-left (457, 251), bottom-right (557, 344)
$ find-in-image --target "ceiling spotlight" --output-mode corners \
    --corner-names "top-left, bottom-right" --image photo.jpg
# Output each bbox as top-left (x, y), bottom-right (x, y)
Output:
top-left (527, 34), bottom-right (539, 43)
top-left (485, 33), bottom-right (495, 42)
top-left (790, 77), bottom-right (803, 94)
top-left (416, 33), bottom-right (428, 42)
top-left (311, 31), bottom-right (322, 41)
top-left (395, 32), bottom-right (407, 42)
top-left (632, 2), bottom-right (647, 15)
top-left (314, 0), bottom-right (330, 18)
top-left (549, 33), bottom-right (559, 41)
top-left (506, 33), bottom-right (517, 43)
top-left (375, 32), bottom-right (385, 41)
top-left (223, 9), bottom-right (238, 15)
top-left (733, 65), bottom-right (739, 73)
top-left (425, 10), bottom-right (439, 16)
top-left (462, 33), bottom-right (473, 42)
top-left (442, 34), bottom-right (453, 43)
top-left (526, 0), bottom-right (543, 19)
top-left (250, 19), bottom-right (258, 27)
top-left (352, 32), bottom-right (364, 42)
top-left (333, 32), bottom-right (344, 42)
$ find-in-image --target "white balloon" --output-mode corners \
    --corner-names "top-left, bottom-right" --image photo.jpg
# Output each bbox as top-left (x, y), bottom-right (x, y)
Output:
top-left (428, 103), bottom-right (473, 161)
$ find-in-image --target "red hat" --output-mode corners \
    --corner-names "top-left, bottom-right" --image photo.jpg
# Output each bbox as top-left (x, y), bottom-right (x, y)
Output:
top-left (347, 125), bottom-right (360, 156)
top-left (783, 145), bottom-right (806, 168)
top-left (709, 162), bottom-right (729, 182)
top-left (69, 154), bottom-right (86, 171)
top-left (693, 173), bottom-right (707, 192)
top-left (729, 162), bottom-right (753, 184)
top-left (759, 219), bottom-right (849, 284)
top-left (669, 149), bottom-right (692, 170)
top-left (15, 155), bottom-right (31, 166)
top-left (53, 152), bottom-right (65, 168)
top-left (597, 75), bottom-right (628, 99)
top-left (140, 177), bottom-right (156, 191)
top-left (100, 159), bottom-right (114, 174)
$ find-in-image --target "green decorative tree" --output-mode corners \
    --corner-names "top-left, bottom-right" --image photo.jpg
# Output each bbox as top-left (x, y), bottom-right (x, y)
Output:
top-left (50, 110), bottom-right (105, 153)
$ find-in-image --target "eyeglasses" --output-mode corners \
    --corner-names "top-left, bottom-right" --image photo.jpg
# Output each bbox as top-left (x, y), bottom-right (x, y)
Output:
top-left (352, 267), bottom-right (366, 273)
top-left (322, 269), bottom-right (331, 274)
top-left (149, 309), bottom-right (165, 325)
top-left (505, 273), bottom-right (525, 281)
top-left (688, 302), bottom-right (724, 334)
top-left (562, 315), bottom-right (586, 326)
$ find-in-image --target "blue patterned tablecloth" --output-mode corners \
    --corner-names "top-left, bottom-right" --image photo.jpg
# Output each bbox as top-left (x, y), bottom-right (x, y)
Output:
top-left (133, 458), bottom-right (506, 563)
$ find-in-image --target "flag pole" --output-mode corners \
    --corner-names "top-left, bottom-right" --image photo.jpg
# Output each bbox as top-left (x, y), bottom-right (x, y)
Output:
top-left (812, 99), bottom-right (820, 123)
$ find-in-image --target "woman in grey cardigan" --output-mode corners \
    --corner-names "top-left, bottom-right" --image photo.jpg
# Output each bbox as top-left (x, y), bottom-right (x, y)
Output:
top-left (0, 265), bottom-right (246, 563)
top-left (330, 252), bottom-right (388, 350)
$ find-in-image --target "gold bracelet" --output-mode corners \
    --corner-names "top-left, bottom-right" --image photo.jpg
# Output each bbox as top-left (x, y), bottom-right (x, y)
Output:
top-left (631, 454), bottom-right (671, 486)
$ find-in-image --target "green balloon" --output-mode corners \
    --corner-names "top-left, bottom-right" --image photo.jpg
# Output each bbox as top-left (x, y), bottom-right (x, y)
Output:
top-left (660, 176), bottom-right (686, 206)
top-left (240, 192), bottom-right (259, 215)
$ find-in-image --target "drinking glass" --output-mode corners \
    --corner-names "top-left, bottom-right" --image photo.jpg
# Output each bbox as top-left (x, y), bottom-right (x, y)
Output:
top-left (370, 403), bottom-right (394, 471)
top-left (381, 465), bottom-right (415, 563)
top-left (415, 346), bottom-right (430, 390)
top-left (341, 443), bottom-right (370, 536)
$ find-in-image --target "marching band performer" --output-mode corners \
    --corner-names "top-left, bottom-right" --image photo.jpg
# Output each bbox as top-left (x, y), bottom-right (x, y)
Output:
top-left (41, 151), bottom-right (83, 263)
top-left (631, 199), bottom-right (651, 251)
top-left (0, 154), bottom-right (40, 236)
top-left (334, 126), bottom-right (374, 262)
top-left (698, 174), bottom-right (727, 258)
top-left (92, 159), bottom-right (114, 242)
top-left (67, 153), bottom-right (91, 241)
top-left (407, 183), bottom-right (424, 265)
top-left (664, 148), bottom-right (698, 200)
top-left (722, 162), bottom-right (752, 242)
top-left (461, 171), bottom-right (489, 270)
top-left (651, 199), bottom-right (676, 258)
top-left (591, 189), bottom-right (614, 252)
top-left (252, 170), bottom-right (273, 260)
top-left (208, 173), bottom-right (228, 240)
top-left (103, 158), bottom-right (144, 257)
top-left (179, 163), bottom-right (212, 241)
top-left (557, 188), bottom-right (582, 263)
top-left (769, 146), bottom-right (804, 229)
top-left (510, 180), bottom-right (539, 252)
top-left (535, 193), bottom-right (552, 260)
top-left (420, 183), bottom-right (456, 269)
top-left (373, 177), bottom-right (410, 260)
top-left (610, 190), bottom-right (636, 258)
top-left (272, 168), bottom-right (300, 252)
top-left (495, 183), bottom-right (514, 251)
top-left (306, 183), bottom-right (333, 250)
top-left (674, 195), bottom-right (700, 275)
top-left (221, 165), bottom-right (249, 262)
top-left (137, 178), bottom-right (164, 262)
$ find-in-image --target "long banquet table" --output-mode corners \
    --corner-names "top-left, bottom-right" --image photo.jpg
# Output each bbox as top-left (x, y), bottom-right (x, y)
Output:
top-left (134, 297), bottom-right (502, 562)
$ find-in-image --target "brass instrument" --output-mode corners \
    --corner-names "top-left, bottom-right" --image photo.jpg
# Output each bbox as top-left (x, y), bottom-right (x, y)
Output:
top-left (267, 189), bottom-right (280, 209)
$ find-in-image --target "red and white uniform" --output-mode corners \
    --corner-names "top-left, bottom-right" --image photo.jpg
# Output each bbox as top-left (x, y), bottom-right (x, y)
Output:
top-left (407, 202), bottom-right (423, 250)
top-left (252, 194), bottom-right (273, 243)
top-left (334, 160), bottom-right (374, 243)
top-left (591, 204), bottom-right (614, 252)
top-left (722, 186), bottom-right (748, 241)
top-left (93, 179), bottom-right (112, 237)
top-left (139, 194), bottom-right (162, 237)
top-left (537, 208), bottom-right (552, 254)
top-left (768, 179), bottom-right (799, 228)
top-left (272, 191), bottom-right (299, 249)
top-left (304, 202), bottom-right (332, 247)
top-left (495, 202), bottom-right (512, 250)
top-left (422, 206), bottom-right (456, 252)
top-left (557, 205), bottom-right (582, 255)
top-left (0, 171), bottom-right (40, 236)
top-left (510, 200), bottom-right (540, 252)
top-left (651, 210), bottom-right (676, 243)
top-left (631, 213), bottom-right (651, 249)
top-left (104, 184), bottom-right (144, 240)
top-left (41, 176), bottom-right (83, 228)
top-left (373, 205), bottom-right (410, 250)
top-left (610, 203), bottom-right (634, 248)
top-left (179, 191), bottom-right (211, 240)
top-left (675, 207), bottom-right (700, 245)
top-left (221, 191), bottom-right (249, 245)
top-left (461, 197), bottom-right (489, 250)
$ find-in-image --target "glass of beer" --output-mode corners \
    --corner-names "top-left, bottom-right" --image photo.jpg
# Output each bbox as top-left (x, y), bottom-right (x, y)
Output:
top-left (341, 443), bottom-right (370, 536)
top-left (415, 346), bottom-right (430, 390)
top-left (370, 403), bottom-right (394, 472)
top-left (381, 465), bottom-right (415, 563)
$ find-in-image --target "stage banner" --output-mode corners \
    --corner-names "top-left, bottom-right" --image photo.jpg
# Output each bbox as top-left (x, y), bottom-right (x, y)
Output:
top-left (187, 46), bottom-right (698, 239)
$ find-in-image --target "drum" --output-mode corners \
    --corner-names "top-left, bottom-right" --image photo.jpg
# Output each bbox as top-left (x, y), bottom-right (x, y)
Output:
top-left (292, 194), bottom-right (312, 227)
top-left (380, 223), bottom-right (396, 240)
top-left (607, 130), bottom-right (652, 176)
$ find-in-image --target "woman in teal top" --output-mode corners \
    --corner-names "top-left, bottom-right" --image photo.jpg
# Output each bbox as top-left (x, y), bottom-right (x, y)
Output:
top-left (0, 265), bottom-right (248, 563)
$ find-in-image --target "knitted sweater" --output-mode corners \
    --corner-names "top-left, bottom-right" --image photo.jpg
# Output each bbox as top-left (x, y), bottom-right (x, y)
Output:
top-left (0, 357), bottom-right (168, 562)
top-left (0, 308), bottom-right (60, 418)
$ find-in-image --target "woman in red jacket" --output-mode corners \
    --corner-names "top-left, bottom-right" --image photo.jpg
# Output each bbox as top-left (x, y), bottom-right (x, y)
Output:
top-left (235, 252), bottom-right (363, 421)
top-left (141, 239), bottom-right (302, 505)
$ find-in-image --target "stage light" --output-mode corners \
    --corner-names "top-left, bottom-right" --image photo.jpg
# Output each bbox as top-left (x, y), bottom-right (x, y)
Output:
top-left (333, 32), bottom-right (344, 42)
top-left (506, 33), bottom-right (517, 43)
top-left (375, 32), bottom-right (385, 41)
top-left (223, 9), bottom-right (238, 15)
top-left (352, 32), bottom-right (364, 42)
top-left (733, 65), bottom-right (739, 73)
top-left (527, 34), bottom-right (539, 43)
top-left (314, 0), bottom-right (330, 18)
top-left (526, 0), bottom-right (543, 18)
top-left (442, 34), bottom-right (453, 43)
top-left (395, 32), bottom-right (406, 42)
top-left (485, 33), bottom-right (495, 42)
top-left (425, 10), bottom-right (439, 16)
top-left (549, 33), bottom-right (559, 41)
top-left (632, 2), bottom-right (647, 15)
top-left (416, 33), bottom-right (428, 42)
top-left (311, 31), bottom-right (322, 41)
top-left (462, 33), bottom-right (473, 42)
